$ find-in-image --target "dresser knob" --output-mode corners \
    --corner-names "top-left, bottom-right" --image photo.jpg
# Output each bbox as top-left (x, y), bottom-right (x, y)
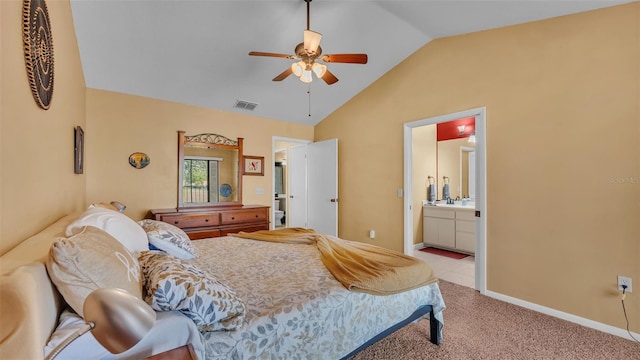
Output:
top-left (255, 215), bottom-right (258, 218)
top-left (174, 221), bottom-right (179, 225)
top-left (205, 219), bottom-right (209, 222)
top-left (231, 217), bottom-right (235, 220)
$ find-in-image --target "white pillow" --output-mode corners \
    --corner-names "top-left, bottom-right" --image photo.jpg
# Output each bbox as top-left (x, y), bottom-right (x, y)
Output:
top-left (44, 308), bottom-right (207, 360)
top-left (138, 219), bottom-right (196, 260)
top-left (44, 308), bottom-right (110, 359)
top-left (66, 206), bottom-right (148, 255)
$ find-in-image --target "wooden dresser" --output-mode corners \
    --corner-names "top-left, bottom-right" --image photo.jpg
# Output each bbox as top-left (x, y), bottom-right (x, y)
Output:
top-left (150, 205), bottom-right (270, 240)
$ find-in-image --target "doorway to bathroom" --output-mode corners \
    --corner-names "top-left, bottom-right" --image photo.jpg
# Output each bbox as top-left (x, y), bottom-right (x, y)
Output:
top-left (403, 107), bottom-right (486, 294)
top-left (272, 137), bottom-right (339, 236)
top-left (273, 137), bottom-right (310, 230)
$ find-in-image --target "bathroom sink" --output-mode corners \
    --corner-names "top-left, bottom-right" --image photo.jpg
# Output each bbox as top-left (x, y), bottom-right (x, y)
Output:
top-left (435, 202), bottom-right (475, 209)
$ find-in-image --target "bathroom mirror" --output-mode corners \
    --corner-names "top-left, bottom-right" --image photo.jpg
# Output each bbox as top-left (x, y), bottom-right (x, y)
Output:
top-left (177, 131), bottom-right (243, 210)
top-left (437, 138), bottom-right (476, 200)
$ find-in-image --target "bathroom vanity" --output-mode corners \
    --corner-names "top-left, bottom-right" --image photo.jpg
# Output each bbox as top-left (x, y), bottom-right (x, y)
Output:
top-left (423, 204), bottom-right (476, 255)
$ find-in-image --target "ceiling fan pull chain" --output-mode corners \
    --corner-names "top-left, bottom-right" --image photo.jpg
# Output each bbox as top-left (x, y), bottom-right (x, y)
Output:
top-left (308, 84), bottom-right (312, 117)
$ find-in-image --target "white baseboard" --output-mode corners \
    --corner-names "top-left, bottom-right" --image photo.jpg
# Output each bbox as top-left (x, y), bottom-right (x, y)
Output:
top-left (485, 290), bottom-right (640, 342)
top-left (413, 243), bottom-right (426, 250)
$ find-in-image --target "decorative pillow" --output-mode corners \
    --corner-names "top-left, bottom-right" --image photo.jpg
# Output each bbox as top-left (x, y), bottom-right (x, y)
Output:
top-left (138, 219), bottom-right (196, 260)
top-left (139, 251), bottom-right (245, 331)
top-left (66, 205), bottom-right (148, 255)
top-left (47, 226), bottom-right (143, 317)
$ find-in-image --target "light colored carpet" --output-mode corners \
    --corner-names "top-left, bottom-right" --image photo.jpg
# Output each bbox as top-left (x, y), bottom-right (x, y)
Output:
top-left (350, 280), bottom-right (640, 359)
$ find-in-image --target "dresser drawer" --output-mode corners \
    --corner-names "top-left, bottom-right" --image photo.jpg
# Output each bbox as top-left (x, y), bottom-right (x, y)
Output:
top-left (187, 228), bottom-right (222, 240)
top-left (150, 206), bottom-right (270, 240)
top-left (220, 223), bottom-right (269, 236)
top-left (160, 213), bottom-right (221, 228)
top-left (221, 209), bottom-right (268, 224)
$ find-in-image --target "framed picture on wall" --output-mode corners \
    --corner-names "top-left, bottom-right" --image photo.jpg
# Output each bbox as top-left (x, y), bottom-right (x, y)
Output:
top-left (243, 155), bottom-right (264, 176)
top-left (74, 126), bottom-right (84, 174)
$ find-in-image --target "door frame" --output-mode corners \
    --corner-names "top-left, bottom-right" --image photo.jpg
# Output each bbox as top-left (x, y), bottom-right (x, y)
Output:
top-left (272, 136), bottom-right (312, 230)
top-left (403, 107), bottom-right (487, 294)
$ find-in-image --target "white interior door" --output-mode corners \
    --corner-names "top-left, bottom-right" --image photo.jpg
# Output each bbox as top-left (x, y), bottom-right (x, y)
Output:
top-left (307, 139), bottom-right (338, 236)
top-left (288, 145), bottom-right (307, 228)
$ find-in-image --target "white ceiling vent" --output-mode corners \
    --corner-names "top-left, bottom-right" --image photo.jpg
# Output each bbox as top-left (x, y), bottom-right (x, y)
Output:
top-left (233, 99), bottom-right (258, 111)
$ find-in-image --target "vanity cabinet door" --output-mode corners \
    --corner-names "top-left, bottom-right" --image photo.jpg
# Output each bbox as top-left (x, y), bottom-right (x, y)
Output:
top-left (455, 230), bottom-right (475, 253)
top-left (435, 218), bottom-right (455, 247)
top-left (423, 212), bottom-right (455, 248)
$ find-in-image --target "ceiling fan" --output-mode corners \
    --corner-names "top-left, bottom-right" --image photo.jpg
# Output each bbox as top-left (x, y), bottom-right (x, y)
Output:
top-left (248, 0), bottom-right (368, 85)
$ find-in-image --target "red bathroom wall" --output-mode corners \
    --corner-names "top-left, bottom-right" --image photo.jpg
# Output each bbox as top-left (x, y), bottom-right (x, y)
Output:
top-left (436, 117), bottom-right (475, 141)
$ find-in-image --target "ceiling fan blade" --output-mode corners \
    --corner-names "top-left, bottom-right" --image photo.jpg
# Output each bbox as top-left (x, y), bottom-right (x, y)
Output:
top-left (303, 30), bottom-right (322, 55)
top-left (249, 51), bottom-right (295, 59)
top-left (272, 67), bottom-right (293, 82)
top-left (321, 69), bottom-right (339, 85)
top-left (321, 54), bottom-right (368, 64)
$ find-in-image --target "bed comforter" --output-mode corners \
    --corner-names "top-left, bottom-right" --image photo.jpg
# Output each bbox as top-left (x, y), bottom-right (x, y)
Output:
top-left (191, 235), bottom-right (445, 359)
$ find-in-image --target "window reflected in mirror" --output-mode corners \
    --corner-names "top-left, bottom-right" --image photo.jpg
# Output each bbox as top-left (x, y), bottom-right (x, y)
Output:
top-left (183, 158), bottom-right (220, 203)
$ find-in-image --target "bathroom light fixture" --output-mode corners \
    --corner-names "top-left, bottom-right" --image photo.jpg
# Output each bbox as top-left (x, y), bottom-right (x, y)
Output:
top-left (457, 125), bottom-right (466, 135)
top-left (468, 132), bottom-right (476, 143)
top-left (45, 288), bottom-right (156, 359)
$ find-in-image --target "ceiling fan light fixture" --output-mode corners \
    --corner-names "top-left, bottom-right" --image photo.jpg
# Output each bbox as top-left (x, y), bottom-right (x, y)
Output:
top-left (248, 0), bottom-right (367, 87)
top-left (300, 70), bottom-right (313, 83)
top-left (312, 62), bottom-right (327, 78)
top-left (303, 29), bottom-right (322, 55)
top-left (291, 61), bottom-right (305, 77)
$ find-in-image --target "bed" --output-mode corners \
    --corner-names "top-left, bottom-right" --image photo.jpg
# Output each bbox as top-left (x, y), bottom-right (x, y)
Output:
top-left (0, 206), bottom-right (445, 359)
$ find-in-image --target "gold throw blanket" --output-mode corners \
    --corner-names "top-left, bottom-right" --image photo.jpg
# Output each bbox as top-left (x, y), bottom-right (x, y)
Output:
top-left (233, 228), bottom-right (437, 296)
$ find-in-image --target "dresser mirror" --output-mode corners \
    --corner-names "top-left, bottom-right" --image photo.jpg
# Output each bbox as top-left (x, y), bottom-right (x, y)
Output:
top-left (177, 131), bottom-right (243, 210)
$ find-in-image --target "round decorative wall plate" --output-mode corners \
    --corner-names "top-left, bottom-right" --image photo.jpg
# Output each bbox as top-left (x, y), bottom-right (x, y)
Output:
top-left (220, 183), bottom-right (232, 197)
top-left (129, 152), bottom-right (150, 169)
top-left (23, 0), bottom-right (54, 110)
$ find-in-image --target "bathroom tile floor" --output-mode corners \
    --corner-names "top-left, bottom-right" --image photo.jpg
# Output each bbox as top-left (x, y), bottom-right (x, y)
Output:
top-left (412, 248), bottom-right (475, 289)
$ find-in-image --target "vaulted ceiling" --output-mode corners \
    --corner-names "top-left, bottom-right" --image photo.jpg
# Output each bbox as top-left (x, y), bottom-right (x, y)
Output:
top-left (70, 0), bottom-right (631, 126)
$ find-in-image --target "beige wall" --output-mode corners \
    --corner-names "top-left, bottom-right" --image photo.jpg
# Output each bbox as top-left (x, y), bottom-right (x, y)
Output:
top-left (1, 0), bottom-right (86, 255)
top-left (316, 3), bottom-right (639, 331)
top-left (411, 125), bottom-right (437, 245)
top-left (85, 89), bottom-right (313, 221)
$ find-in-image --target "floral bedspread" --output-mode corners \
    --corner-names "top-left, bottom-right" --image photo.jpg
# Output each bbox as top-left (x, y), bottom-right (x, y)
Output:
top-left (191, 235), bottom-right (445, 360)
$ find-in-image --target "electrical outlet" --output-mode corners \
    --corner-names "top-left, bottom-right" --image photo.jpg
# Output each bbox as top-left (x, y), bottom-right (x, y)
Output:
top-left (369, 230), bottom-right (375, 239)
top-left (618, 276), bottom-right (632, 293)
